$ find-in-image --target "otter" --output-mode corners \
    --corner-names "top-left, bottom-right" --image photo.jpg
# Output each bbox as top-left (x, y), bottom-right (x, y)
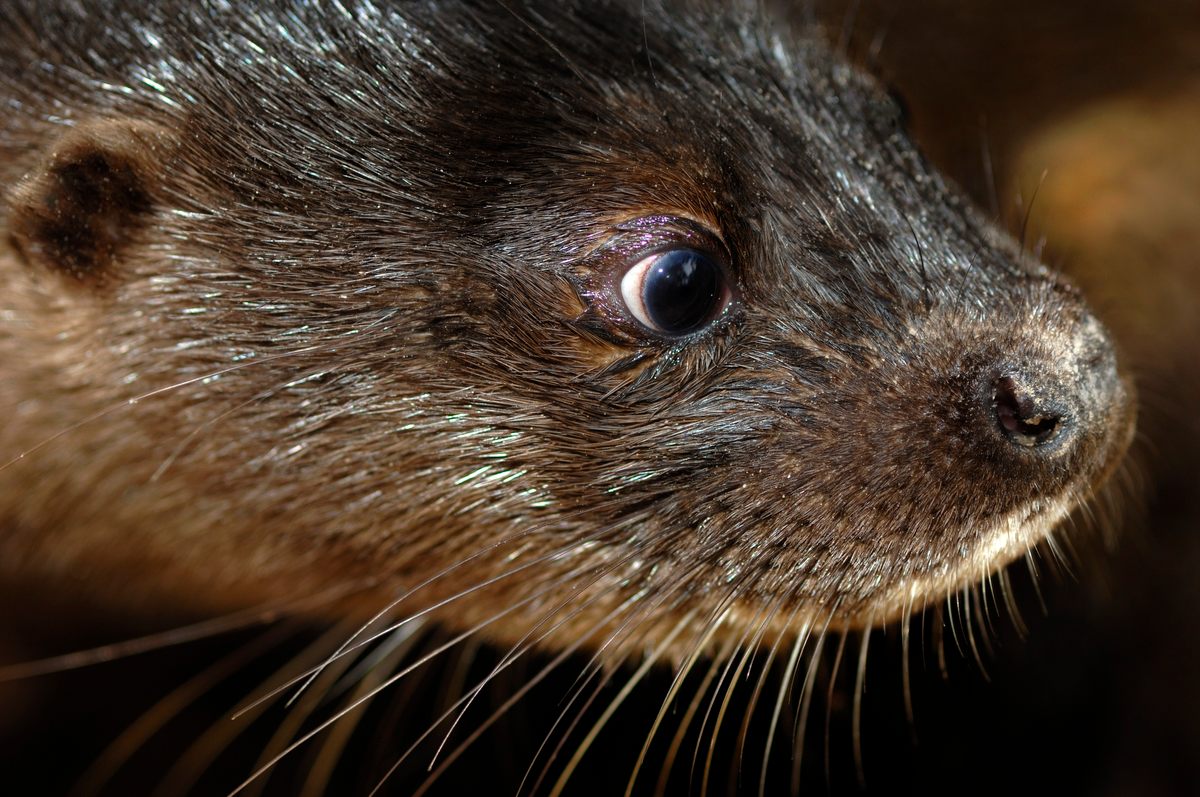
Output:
top-left (0, 0), bottom-right (1134, 794)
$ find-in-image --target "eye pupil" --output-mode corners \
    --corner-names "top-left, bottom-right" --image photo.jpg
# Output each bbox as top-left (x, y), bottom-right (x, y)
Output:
top-left (641, 249), bottom-right (722, 335)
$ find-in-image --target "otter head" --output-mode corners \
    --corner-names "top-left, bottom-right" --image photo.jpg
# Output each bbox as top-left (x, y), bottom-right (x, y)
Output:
top-left (0, 0), bottom-right (1133, 657)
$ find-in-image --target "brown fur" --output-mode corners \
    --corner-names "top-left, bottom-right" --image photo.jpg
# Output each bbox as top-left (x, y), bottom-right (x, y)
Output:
top-left (0, 3), bottom-right (1143, 794)
top-left (0, 0), bottom-right (1134, 658)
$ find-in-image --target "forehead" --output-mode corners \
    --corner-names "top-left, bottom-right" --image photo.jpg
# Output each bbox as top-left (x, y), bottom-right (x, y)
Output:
top-left (161, 0), bottom-right (1011, 312)
top-left (168, 5), bottom-right (894, 190)
top-left (369, 5), bottom-right (909, 237)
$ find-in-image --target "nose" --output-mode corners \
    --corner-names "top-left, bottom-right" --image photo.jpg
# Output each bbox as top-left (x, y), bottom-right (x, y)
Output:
top-left (993, 375), bottom-right (1063, 448)
top-left (985, 341), bottom-right (1123, 457)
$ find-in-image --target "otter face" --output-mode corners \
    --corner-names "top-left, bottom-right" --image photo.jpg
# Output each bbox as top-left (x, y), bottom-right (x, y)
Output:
top-left (0, 0), bottom-right (1132, 659)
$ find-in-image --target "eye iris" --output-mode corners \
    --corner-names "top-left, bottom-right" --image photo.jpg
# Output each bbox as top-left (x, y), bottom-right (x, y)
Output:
top-left (641, 249), bottom-right (722, 334)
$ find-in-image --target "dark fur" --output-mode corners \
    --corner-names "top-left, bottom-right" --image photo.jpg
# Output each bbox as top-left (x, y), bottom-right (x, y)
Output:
top-left (0, 1), bottom-right (1133, 791)
top-left (0, 0), bottom-right (1131, 645)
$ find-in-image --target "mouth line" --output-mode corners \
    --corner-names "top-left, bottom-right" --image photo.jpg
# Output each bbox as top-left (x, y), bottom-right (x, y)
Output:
top-left (833, 487), bottom-right (1081, 630)
top-left (702, 484), bottom-right (1083, 647)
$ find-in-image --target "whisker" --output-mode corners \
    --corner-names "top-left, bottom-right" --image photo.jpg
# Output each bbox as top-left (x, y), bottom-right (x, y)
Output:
top-left (0, 582), bottom-right (359, 683)
top-left (759, 614), bottom-right (812, 797)
top-left (369, 558), bottom-right (654, 796)
top-left (546, 608), bottom-right (700, 797)
top-left (961, 587), bottom-right (990, 681)
top-left (516, 561), bottom-right (718, 797)
top-left (790, 607), bottom-right (835, 795)
top-left (979, 571), bottom-right (1000, 643)
top-left (326, 618), bottom-right (428, 708)
top-left (518, 581), bottom-right (694, 797)
top-left (821, 630), bottom-right (847, 789)
top-left (851, 624), bottom-right (872, 789)
top-left (972, 578), bottom-right (997, 661)
top-left (654, 636), bottom-right (738, 797)
top-left (699, 601), bottom-right (780, 797)
top-left (945, 590), bottom-right (963, 663)
top-left (155, 621), bottom-right (364, 797)
top-left (225, 570), bottom-right (599, 797)
top-left (72, 621), bottom-right (306, 797)
top-left (250, 535), bottom-right (595, 716)
top-left (521, 658), bottom-right (611, 797)
top-left (281, 529), bottom-right (556, 708)
top-left (900, 596), bottom-right (917, 739)
top-left (623, 603), bottom-right (736, 797)
top-left (298, 631), bottom-right (419, 797)
top-left (427, 564), bottom-right (653, 772)
top-left (932, 603), bottom-right (948, 680)
top-left (1024, 548), bottom-right (1049, 616)
top-left (688, 606), bottom-right (765, 795)
top-left (1018, 168), bottom-right (1050, 255)
top-left (397, 584), bottom-right (654, 797)
top-left (731, 597), bottom-right (800, 793)
top-left (237, 621), bottom-right (426, 797)
top-left (999, 567), bottom-right (1027, 637)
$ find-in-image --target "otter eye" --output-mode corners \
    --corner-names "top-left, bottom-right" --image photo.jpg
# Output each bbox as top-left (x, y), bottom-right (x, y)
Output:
top-left (619, 248), bottom-right (727, 336)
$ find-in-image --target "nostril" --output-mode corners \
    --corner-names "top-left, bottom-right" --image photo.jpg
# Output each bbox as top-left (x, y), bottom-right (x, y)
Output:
top-left (993, 375), bottom-right (1062, 448)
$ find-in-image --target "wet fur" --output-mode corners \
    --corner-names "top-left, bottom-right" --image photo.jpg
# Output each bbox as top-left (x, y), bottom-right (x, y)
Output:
top-left (0, 1), bottom-right (1135, 794)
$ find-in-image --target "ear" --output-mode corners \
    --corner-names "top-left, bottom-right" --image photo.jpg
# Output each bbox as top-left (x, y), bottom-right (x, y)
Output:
top-left (5, 120), bottom-right (175, 286)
